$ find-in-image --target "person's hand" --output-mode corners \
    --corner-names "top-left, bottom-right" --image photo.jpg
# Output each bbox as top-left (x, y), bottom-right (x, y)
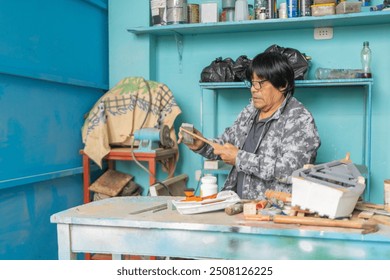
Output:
top-left (178, 127), bottom-right (205, 151)
top-left (213, 143), bottom-right (239, 165)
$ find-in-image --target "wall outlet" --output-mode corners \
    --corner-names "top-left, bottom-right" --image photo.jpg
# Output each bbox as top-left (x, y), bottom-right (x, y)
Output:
top-left (314, 27), bottom-right (333, 40)
top-left (195, 170), bottom-right (202, 181)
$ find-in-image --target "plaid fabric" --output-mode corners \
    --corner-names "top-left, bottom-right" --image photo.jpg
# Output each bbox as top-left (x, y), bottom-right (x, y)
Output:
top-left (82, 77), bottom-right (181, 168)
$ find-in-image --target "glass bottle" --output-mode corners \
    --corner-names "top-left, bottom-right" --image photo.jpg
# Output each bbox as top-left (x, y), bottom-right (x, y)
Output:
top-left (255, 0), bottom-right (267, 20)
top-left (361, 41), bottom-right (372, 78)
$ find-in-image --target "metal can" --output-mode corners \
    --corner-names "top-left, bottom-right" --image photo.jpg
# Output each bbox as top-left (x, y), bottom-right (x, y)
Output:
top-left (187, 3), bottom-right (199, 23)
top-left (167, 0), bottom-right (187, 24)
top-left (150, 0), bottom-right (167, 26)
top-left (300, 0), bottom-right (311, 16)
top-left (287, 0), bottom-right (299, 17)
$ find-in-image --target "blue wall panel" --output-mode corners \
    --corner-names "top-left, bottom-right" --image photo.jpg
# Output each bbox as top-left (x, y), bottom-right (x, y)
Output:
top-left (0, 0), bottom-right (108, 259)
top-left (0, 176), bottom-right (83, 260)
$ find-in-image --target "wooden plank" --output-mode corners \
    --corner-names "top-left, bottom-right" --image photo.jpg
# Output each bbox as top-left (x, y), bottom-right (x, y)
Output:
top-left (358, 211), bottom-right (374, 219)
top-left (372, 215), bottom-right (390, 226)
top-left (89, 170), bottom-right (133, 197)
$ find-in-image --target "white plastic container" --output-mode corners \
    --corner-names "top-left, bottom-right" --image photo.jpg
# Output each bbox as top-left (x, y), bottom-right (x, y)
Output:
top-left (291, 159), bottom-right (365, 219)
top-left (200, 175), bottom-right (218, 197)
top-left (234, 0), bottom-right (249, 21)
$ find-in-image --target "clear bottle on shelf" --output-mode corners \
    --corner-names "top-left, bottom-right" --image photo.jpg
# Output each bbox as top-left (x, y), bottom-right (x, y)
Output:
top-left (315, 68), bottom-right (363, 80)
top-left (361, 41), bottom-right (372, 78)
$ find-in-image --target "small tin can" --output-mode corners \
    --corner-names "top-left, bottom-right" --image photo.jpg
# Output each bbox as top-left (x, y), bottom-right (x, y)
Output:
top-left (167, 0), bottom-right (188, 24)
top-left (300, 0), bottom-right (311, 16)
top-left (287, 0), bottom-right (299, 17)
top-left (187, 3), bottom-right (199, 23)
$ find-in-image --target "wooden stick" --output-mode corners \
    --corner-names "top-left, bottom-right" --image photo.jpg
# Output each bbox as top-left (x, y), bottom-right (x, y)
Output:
top-left (180, 127), bottom-right (215, 147)
top-left (272, 215), bottom-right (378, 233)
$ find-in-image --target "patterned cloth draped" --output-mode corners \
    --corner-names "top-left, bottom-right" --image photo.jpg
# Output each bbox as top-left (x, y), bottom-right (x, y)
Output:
top-left (82, 77), bottom-right (182, 168)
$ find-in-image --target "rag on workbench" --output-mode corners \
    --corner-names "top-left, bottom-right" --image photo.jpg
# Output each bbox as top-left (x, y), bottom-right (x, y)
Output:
top-left (82, 76), bottom-right (182, 169)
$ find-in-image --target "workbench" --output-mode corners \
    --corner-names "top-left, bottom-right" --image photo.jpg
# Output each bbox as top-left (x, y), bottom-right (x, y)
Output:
top-left (50, 196), bottom-right (390, 260)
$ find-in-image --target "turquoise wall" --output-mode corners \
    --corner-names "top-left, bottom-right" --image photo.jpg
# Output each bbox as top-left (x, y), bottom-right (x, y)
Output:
top-left (0, 0), bottom-right (108, 259)
top-left (110, 1), bottom-right (390, 203)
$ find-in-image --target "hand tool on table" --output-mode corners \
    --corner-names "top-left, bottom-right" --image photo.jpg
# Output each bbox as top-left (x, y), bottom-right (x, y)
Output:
top-left (225, 203), bottom-right (245, 215)
top-left (244, 214), bottom-right (378, 234)
top-left (129, 203), bottom-right (167, 215)
top-left (355, 204), bottom-right (390, 217)
top-left (273, 215), bottom-right (379, 234)
top-left (179, 127), bottom-right (220, 149)
top-left (225, 200), bottom-right (257, 216)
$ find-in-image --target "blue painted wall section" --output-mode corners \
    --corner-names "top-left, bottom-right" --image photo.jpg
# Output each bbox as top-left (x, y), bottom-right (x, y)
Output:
top-left (0, 0), bottom-right (108, 259)
top-left (110, 1), bottom-right (390, 203)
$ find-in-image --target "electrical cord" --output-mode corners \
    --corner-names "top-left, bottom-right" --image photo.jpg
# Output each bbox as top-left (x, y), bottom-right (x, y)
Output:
top-left (128, 80), bottom-right (174, 196)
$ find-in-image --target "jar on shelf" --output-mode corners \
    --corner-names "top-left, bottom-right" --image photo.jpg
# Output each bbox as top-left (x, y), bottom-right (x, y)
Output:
top-left (221, 0), bottom-right (235, 22)
top-left (255, 0), bottom-right (267, 20)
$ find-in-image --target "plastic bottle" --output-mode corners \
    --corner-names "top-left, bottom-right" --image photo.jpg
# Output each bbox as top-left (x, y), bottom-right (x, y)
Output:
top-left (278, 2), bottom-right (287, 18)
top-left (361, 41), bottom-right (372, 78)
top-left (234, 0), bottom-right (249, 21)
top-left (200, 175), bottom-right (218, 197)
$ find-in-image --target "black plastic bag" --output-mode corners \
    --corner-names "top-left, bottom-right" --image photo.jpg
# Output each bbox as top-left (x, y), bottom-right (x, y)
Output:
top-left (264, 44), bottom-right (309, 80)
top-left (233, 55), bottom-right (252, 82)
top-left (200, 57), bottom-right (235, 82)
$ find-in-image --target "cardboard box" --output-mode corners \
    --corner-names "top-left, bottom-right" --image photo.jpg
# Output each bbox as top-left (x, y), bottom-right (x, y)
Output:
top-left (201, 3), bottom-right (218, 23)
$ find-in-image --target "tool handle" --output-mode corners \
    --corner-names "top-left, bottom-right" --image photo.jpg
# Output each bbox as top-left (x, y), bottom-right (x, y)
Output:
top-left (273, 215), bottom-right (378, 231)
top-left (225, 203), bottom-right (244, 215)
top-left (180, 127), bottom-right (215, 147)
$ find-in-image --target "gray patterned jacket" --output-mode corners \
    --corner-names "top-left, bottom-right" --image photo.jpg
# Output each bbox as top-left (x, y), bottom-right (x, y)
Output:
top-left (196, 94), bottom-right (321, 199)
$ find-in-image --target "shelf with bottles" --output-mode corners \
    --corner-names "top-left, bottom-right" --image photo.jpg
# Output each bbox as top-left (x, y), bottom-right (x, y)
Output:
top-left (128, 10), bottom-right (390, 36)
top-left (199, 78), bottom-right (373, 90)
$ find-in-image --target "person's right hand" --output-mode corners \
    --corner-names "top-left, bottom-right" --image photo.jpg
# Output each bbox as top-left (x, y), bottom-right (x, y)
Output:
top-left (178, 127), bottom-right (205, 151)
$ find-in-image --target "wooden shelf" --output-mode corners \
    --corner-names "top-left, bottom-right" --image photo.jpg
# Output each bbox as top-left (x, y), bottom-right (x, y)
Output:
top-left (199, 79), bottom-right (374, 90)
top-left (128, 11), bottom-right (390, 36)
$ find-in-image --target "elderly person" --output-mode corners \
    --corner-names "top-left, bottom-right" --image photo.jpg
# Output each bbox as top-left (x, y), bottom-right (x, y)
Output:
top-left (181, 51), bottom-right (321, 199)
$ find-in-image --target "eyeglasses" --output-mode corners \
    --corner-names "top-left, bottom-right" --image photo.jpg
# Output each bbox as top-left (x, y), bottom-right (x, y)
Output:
top-left (245, 79), bottom-right (268, 90)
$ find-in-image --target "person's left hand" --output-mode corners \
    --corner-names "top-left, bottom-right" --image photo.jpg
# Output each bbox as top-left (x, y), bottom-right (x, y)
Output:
top-left (213, 143), bottom-right (239, 165)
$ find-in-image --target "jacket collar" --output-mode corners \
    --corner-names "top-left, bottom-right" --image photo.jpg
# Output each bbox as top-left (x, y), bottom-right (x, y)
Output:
top-left (249, 92), bottom-right (293, 121)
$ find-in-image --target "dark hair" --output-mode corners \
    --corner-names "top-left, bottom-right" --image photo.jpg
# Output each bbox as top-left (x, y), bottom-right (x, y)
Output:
top-left (246, 52), bottom-right (295, 97)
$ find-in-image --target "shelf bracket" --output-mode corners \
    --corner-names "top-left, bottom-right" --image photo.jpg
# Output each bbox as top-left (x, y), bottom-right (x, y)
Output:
top-left (173, 32), bottom-right (184, 73)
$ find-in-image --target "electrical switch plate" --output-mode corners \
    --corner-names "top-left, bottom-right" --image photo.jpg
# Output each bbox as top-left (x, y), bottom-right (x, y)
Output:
top-left (314, 27), bottom-right (334, 40)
